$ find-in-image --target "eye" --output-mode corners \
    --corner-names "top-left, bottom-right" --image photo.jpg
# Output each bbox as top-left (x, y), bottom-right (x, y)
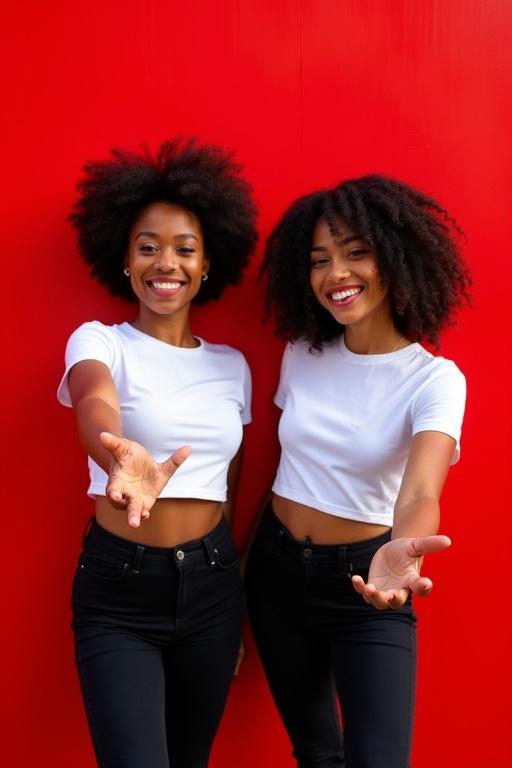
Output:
top-left (176, 246), bottom-right (195, 255)
top-left (310, 256), bottom-right (330, 268)
top-left (139, 243), bottom-right (159, 254)
top-left (347, 248), bottom-right (369, 260)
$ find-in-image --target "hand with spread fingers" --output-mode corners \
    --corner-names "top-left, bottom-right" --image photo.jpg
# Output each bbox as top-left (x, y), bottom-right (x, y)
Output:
top-left (351, 535), bottom-right (452, 610)
top-left (100, 432), bottom-right (191, 528)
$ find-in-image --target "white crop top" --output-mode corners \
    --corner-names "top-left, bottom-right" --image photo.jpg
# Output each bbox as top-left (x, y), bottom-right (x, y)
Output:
top-left (272, 337), bottom-right (466, 526)
top-left (58, 321), bottom-right (251, 501)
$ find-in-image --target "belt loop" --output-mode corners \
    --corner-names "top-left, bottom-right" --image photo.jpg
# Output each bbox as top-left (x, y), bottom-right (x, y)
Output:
top-left (203, 536), bottom-right (217, 566)
top-left (338, 546), bottom-right (349, 577)
top-left (131, 545), bottom-right (145, 574)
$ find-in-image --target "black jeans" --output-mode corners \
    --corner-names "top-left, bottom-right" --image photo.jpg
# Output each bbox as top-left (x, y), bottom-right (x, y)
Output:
top-left (245, 505), bottom-right (417, 768)
top-left (72, 517), bottom-right (243, 768)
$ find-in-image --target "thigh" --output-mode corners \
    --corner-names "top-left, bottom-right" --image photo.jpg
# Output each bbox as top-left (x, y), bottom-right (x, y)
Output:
top-left (331, 607), bottom-right (416, 768)
top-left (165, 543), bottom-right (244, 768)
top-left (71, 531), bottom-right (174, 768)
top-left (246, 537), bottom-right (345, 768)
top-left (75, 628), bottom-right (169, 768)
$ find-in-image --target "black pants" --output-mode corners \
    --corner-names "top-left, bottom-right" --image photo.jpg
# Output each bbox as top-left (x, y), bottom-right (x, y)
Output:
top-left (245, 505), bottom-right (417, 768)
top-left (72, 517), bottom-right (243, 768)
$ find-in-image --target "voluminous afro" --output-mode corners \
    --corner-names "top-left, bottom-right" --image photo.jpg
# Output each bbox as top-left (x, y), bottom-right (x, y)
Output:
top-left (70, 138), bottom-right (258, 303)
top-left (262, 175), bottom-right (471, 350)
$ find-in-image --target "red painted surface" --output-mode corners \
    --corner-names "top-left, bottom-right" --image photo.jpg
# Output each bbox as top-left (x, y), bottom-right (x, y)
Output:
top-left (1, 1), bottom-right (510, 765)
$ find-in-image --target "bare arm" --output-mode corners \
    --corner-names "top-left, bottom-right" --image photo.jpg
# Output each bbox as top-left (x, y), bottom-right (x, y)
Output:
top-left (67, 359), bottom-right (190, 526)
top-left (392, 430), bottom-right (454, 540)
top-left (68, 360), bottom-right (123, 474)
top-left (352, 431), bottom-right (455, 609)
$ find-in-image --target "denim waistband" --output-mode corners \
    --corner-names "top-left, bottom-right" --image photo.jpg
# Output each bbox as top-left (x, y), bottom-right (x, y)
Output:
top-left (82, 515), bottom-right (232, 569)
top-left (260, 503), bottom-right (391, 564)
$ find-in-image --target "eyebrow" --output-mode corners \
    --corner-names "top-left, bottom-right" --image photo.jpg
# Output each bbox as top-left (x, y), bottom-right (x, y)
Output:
top-left (135, 231), bottom-right (199, 241)
top-left (310, 234), bottom-right (363, 252)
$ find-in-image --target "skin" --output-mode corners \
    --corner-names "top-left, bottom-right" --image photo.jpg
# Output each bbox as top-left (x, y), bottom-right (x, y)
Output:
top-left (68, 201), bottom-right (245, 551)
top-left (272, 216), bottom-right (453, 610)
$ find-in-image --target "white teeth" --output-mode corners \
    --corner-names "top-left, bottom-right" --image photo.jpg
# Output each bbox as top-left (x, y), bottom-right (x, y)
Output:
top-left (331, 287), bottom-right (362, 301)
top-left (151, 281), bottom-right (182, 290)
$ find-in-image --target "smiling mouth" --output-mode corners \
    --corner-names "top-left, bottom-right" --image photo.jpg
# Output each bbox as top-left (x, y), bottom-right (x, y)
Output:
top-left (147, 280), bottom-right (184, 290)
top-left (144, 279), bottom-right (189, 297)
top-left (329, 287), bottom-right (363, 303)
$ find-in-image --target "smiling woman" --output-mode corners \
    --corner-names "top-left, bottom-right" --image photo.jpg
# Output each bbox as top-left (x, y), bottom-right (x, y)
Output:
top-left (58, 138), bottom-right (257, 768)
top-left (246, 175), bottom-right (471, 767)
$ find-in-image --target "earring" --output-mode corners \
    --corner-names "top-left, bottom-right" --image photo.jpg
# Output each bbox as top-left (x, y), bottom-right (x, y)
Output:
top-left (123, 268), bottom-right (130, 277)
top-left (202, 273), bottom-right (209, 282)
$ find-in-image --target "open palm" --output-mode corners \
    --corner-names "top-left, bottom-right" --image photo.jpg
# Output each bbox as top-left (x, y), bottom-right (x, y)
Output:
top-left (351, 535), bottom-right (451, 610)
top-left (100, 432), bottom-right (191, 527)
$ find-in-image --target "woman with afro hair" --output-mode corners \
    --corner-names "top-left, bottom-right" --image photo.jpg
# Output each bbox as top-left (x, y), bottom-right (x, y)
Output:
top-left (245, 176), bottom-right (470, 767)
top-left (58, 138), bottom-right (257, 768)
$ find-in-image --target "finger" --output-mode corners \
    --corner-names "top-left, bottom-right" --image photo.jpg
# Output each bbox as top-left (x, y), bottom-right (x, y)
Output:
top-left (126, 498), bottom-right (144, 528)
top-left (386, 589), bottom-right (410, 609)
top-left (160, 445), bottom-right (192, 478)
top-left (351, 575), bottom-right (371, 603)
top-left (364, 583), bottom-right (392, 610)
top-left (408, 535), bottom-right (451, 559)
top-left (100, 432), bottom-right (129, 462)
top-left (408, 573), bottom-right (434, 597)
top-left (105, 477), bottom-right (127, 507)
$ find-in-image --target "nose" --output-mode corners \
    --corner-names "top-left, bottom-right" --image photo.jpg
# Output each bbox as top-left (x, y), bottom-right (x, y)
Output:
top-left (328, 259), bottom-right (351, 282)
top-left (154, 247), bottom-right (178, 272)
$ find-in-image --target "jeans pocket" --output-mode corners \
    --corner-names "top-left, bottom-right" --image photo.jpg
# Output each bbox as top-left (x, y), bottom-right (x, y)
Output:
top-left (79, 550), bottom-right (129, 582)
top-left (213, 540), bottom-right (240, 569)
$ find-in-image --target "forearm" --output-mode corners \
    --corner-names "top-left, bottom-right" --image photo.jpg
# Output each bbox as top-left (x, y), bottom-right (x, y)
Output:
top-left (75, 396), bottom-right (122, 473)
top-left (392, 496), bottom-right (441, 540)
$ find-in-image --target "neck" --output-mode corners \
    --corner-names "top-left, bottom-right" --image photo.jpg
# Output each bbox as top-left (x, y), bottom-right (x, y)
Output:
top-left (344, 318), bottom-right (409, 355)
top-left (133, 307), bottom-right (198, 348)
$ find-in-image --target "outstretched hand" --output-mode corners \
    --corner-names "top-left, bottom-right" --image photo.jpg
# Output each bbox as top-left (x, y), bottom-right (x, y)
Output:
top-left (100, 432), bottom-right (191, 528)
top-left (351, 535), bottom-right (451, 610)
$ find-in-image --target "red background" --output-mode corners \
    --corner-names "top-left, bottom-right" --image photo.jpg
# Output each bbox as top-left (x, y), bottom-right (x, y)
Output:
top-left (2, 1), bottom-right (510, 765)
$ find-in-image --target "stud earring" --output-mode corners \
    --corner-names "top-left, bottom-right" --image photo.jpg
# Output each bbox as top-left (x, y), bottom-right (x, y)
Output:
top-left (123, 268), bottom-right (130, 277)
top-left (202, 273), bottom-right (209, 282)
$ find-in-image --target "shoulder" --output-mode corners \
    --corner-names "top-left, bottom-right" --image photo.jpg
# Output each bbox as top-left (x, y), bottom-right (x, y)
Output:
top-left (200, 339), bottom-right (248, 366)
top-left (64, 321), bottom-right (128, 369)
top-left (415, 347), bottom-right (466, 389)
top-left (409, 348), bottom-right (466, 414)
top-left (284, 338), bottom-right (337, 369)
top-left (67, 320), bottom-right (119, 344)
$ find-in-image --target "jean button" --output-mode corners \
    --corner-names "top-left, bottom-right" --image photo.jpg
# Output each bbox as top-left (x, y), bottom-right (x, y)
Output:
top-left (176, 550), bottom-right (185, 561)
top-left (303, 548), bottom-right (313, 559)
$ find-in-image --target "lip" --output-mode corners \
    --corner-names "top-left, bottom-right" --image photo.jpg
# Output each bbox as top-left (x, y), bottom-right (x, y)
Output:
top-left (327, 285), bottom-right (364, 308)
top-left (145, 278), bottom-right (186, 297)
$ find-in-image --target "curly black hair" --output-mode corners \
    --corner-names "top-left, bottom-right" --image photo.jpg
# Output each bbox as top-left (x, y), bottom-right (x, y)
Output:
top-left (262, 175), bottom-right (471, 349)
top-left (70, 138), bottom-right (258, 303)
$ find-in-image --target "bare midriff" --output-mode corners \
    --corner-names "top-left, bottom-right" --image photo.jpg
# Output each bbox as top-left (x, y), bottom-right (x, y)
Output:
top-left (272, 494), bottom-right (390, 544)
top-left (95, 496), bottom-right (224, 548)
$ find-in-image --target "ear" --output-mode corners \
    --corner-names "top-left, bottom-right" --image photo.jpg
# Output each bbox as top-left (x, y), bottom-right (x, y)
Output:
top-left (202, 254), bottom-right (211, 276)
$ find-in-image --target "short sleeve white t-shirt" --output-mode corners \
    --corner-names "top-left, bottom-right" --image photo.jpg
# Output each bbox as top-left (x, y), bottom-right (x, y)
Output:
top-left (272, 337), bottom-right (466, 526)
top-left (58, 321), bottom-right (251, 501)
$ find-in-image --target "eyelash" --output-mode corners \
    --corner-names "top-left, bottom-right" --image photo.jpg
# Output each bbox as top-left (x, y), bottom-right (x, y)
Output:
top-left (348, 249), bottom-right (368, 259)
top-left (311, 257), bottom-right (329, 268)
top-left (138, 245), bottom-right (195, 255)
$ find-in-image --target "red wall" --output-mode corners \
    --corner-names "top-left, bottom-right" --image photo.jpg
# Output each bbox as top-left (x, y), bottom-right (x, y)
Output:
top-left (2, 1), bottom-right (510, 765)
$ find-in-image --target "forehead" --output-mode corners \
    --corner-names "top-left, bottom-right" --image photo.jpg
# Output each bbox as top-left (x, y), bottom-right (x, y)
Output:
top-left (131, 201), bottom-right (202, 237)
top-left (312, 216), bottom-right (357, 243)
